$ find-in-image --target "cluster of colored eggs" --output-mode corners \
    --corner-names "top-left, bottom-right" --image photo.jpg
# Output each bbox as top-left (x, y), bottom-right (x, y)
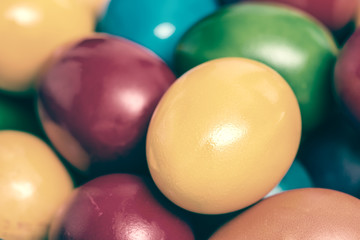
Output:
top-left (1, 0), bottom-right (360, 239)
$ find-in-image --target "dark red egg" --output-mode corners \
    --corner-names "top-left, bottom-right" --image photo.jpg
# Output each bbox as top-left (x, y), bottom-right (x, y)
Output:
top-left (49, 174), bottom-right (194, 240)
top-left (37, 34), bottom-right (176, 175)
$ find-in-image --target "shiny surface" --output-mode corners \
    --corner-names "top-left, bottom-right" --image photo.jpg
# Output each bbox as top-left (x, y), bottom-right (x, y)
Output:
top-left (0, 0), bottom-right (94, 94)
top-left (210, 188), bottom-right (360, 239)
top-left (175, 3), bottom-right (338, 133)
top-left (38, 35), bottom-right (176, 174)
top-left (246, 0), bottom-right (358, 30)
top-left (147, 58), bottom-right (301, 214)
top-left (0, 93), bottom-right (42, 136)
top-left (49, 174), bottom-right (194, 240)
top-left (0, 131), bottom-right (73, 240)
top-left (300, 118), bottom-right (360, 197)
top-left (97, 0), bottom-right (218, 66)
top-left (266, 160), bottom-right (312, 198)
top-left (334, 29), bottom-right (360, 125)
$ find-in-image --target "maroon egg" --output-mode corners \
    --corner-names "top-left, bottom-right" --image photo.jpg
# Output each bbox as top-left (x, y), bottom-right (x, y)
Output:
top-left (49, 174), bottom-right (195, 240)
top-left (210, 188), bottom-right (360, 239)
top-left (38, 34), bottom-right (176, 175)
top-left (241, 0), bottom-right (357, 30)
top-left (334, 29), bottom-right (360, 126)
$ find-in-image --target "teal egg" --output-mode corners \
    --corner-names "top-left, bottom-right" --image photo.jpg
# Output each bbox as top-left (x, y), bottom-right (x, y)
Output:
top-left (97, 0), bottom-right (218, 66)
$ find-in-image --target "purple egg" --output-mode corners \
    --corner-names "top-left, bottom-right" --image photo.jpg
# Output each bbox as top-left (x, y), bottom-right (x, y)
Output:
top-left (38, 34), bottom-right (176, 175)
top-left (49, 174), bottom-right (195, 240)
top-left (334, 29), bottom-right (360, 127)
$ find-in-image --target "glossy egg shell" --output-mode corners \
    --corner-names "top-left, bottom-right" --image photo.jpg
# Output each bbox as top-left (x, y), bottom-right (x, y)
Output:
top-left (49, 174), bottom-right (194, 240)
top-left (97, 0), bottom-right (218, 66)
top-left (147, 58), bottom-right (301, 214)
top-left (0, 0), bottom-right (94, 94)
top-left (0, 131), bottom-right (73, 240)
top-left (38, 35), bottom-right (176, 175)
top-left (175, 3), bottom-right (338, 133)
top-left (210, 188), bottom-right (360, 239)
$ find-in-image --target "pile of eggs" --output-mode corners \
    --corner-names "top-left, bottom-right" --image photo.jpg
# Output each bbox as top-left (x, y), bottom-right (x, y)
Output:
top-left (1, 0), bottom-right (360, 239)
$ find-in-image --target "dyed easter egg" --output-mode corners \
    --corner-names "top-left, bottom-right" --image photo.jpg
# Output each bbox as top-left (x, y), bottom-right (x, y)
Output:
top-left (0, 0), bottom-right (94, 94)
top-left (38, 35), bottom-right (176, 175)
top-left (334, 29), bottom-right (360, 126)
top-left (210, 188), bottom-right (360, 239)
top-left (147, 58), bottom-right (301, 214)
top-left (49, 174), bottom-right (194, 240)
top-left (97, 0), bottom-right (218, 66)
top-left (0, 131), bottom-right (73, 240)
top-left (175, 3), bottom-right (338, 133)
top-left (266, 160), bottom-right (312, 198)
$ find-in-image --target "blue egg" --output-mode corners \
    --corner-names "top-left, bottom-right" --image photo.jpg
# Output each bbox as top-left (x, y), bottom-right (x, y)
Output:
top-left (266, 160), bottom-right (313, 198)
top-left (97, 0), bottom-right (218, 67)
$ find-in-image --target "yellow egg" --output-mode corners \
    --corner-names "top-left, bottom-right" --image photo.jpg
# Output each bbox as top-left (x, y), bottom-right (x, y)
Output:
top-left (146, 58), bottom-right (302, 214)
top-left (0, 0), bottom-right (94, 94)
top-left (0, 131), bottom-right (73, 240)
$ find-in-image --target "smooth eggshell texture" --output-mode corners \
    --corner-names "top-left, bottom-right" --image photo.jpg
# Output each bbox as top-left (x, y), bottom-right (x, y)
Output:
top-left (0, 0), bottom-right (94, 94)
top-left (175, 3), bottom-right (338, 133)
top-left (246, 0), bottom-right (358, 30)
top-left (38, 35), bottom-right (176, 174)
top-left (0, 131), bottom-right (73, 240)
top-left (210, 188), bottom-right (360, 239)
top-left (49, 174), bottom-right (194, 240)
top-left (147, 58), bottom-right (301, 214)
top-left (97, 0), bottom-right (218, 66)
top-left (334, 29), bottom-right (360, 126)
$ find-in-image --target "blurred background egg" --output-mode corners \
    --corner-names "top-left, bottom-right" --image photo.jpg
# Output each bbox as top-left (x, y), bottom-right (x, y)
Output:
top-left (0, 0), bottom-right (94, 94)
top-left (0, 131), bottom-right (73, 240)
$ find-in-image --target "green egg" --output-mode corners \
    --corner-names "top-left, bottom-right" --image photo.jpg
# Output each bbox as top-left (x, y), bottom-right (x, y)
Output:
top-left (175, 3), bottom-right (338, 133)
